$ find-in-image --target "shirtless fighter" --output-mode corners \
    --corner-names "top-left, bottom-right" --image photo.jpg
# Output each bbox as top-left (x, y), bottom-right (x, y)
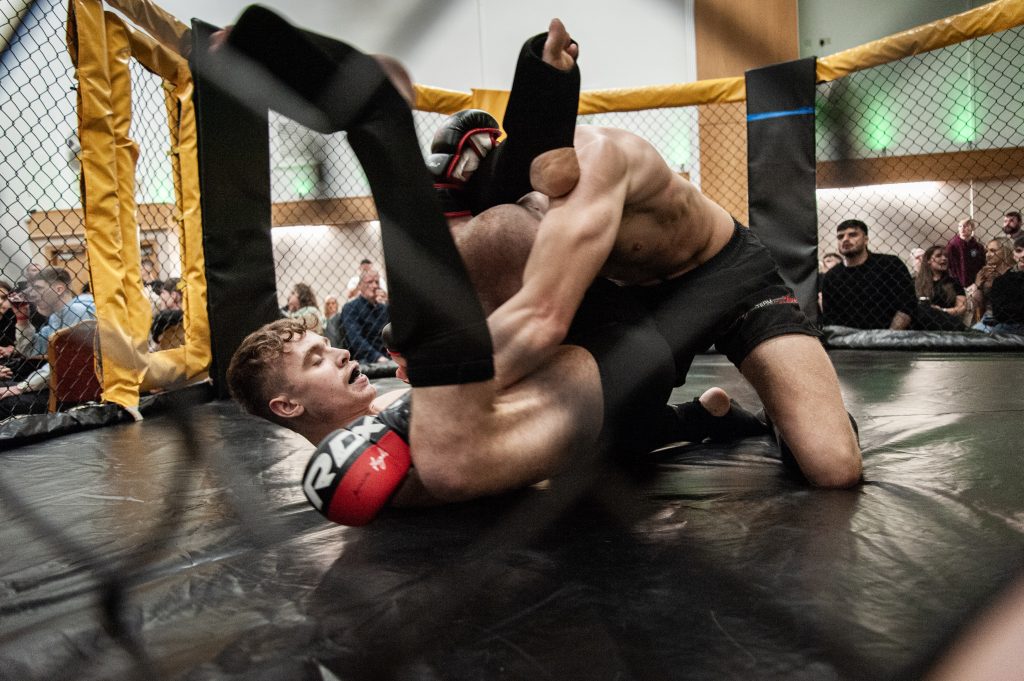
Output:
top-left (216, 8), bottom-right (767, 526)
top-left (487, 128), bottom-right (863, 488)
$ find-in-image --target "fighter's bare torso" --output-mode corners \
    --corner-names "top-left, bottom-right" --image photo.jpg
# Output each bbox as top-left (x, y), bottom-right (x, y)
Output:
top-left (573, 126), bottom-right (736, 286)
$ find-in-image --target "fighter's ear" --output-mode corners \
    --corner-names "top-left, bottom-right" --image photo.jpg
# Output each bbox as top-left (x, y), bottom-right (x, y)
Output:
top-left (269, 394), bottom-right (304, 420)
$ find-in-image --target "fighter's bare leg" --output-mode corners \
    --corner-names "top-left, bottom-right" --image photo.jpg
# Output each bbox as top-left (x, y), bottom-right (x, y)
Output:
top-left (408, 345), bottom-right (602, 502)
top-left (739, 334), bottom-right (862, 488)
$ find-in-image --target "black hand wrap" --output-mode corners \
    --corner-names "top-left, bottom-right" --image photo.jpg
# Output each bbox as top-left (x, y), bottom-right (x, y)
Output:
top-left (466, 31), bottom-right (581, 214)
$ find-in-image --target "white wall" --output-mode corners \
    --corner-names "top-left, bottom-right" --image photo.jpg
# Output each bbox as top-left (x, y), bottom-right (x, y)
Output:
top-left (154, 0), bottom-right (698, 91)
top-left (798, 0), bottom-right (979, 56)
top-left (0, 0), bottom-right (81, 283)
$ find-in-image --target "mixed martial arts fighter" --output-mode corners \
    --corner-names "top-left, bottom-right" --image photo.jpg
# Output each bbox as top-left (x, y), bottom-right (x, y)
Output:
top-left (488, 141), bottom-right (863, 489)
top-left (217, 8), bottom-right (766, 526)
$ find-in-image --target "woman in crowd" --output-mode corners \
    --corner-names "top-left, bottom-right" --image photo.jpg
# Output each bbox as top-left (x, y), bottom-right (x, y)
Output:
top-left (286, 282), bottom-right (326, 335)
top-left (970, 239), bottom-right (1015, 330)
top-left (914, 246), bottom-right (967, 330)
top-left (974, 235), bottom-right (1024, 335)
top-left (323, 295), bottom-right (339, 322)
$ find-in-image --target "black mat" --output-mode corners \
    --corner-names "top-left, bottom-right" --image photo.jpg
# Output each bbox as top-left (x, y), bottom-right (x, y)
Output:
top-left (1, 351), bottom-right (1022, 680)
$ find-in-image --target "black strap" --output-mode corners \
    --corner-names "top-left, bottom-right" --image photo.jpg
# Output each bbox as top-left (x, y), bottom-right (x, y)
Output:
top-left (222, 6), bottom-right (494, 386)
top-left (466, 31), bottom-right (580, 214)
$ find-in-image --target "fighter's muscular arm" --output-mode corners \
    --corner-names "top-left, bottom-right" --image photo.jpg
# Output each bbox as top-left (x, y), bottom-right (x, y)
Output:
top-left (488, 134), bottom-right (628, 387)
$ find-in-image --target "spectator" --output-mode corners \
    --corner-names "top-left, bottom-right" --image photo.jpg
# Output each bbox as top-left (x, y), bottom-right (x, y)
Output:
top-left (945, 218), bottom-right (986, 289)
top-left (910, 247), bottom-right (926, 276)
top-left (345, 258), bottom-right (387, 300)
top-left (1001, 210), bottom-right (1022, 242)
top-left (970, 239), bottom-right (1014, 329)
top-left (150, 278), bottom-right (184, 349)
top-left (0, 282), bottom-right (47, 385)
top-left (0, 281), bottom-right (17, 383)
top-left (820, 219), bottom-right (917, 329)
top-left (1014, 234), bottom-right (1024, 271)
top-left (286, 283), bottom-right (325, 334)
top-left (14, 263), bottom-right (49, 330)
top-left (145, 279), bottom-right (164, 315)
top-left (323, 295), bottom-right (339, 321)
top-left (0, 280), bottom-right (15, 349)
top-left (76, 281), bottom-right (95, 309)
top-left (913, 246), bottom-right (966, 330)
top-left (322, 294), bottom-right (345, 348)
top-left (341, 271), bottom-right (389, 363)
top-left (820, 252), bottom-right (842, 272)
top-left (974, 235), bottom-right (1024, 334)
top-left (158, 277), bottom-right (182, 311)
top-left (0, 267), bottom-right (96, 415)
top-left (141, 259), bottom-right (160, 286)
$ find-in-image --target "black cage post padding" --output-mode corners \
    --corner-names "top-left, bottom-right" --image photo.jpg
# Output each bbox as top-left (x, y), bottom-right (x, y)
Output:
top-left (191, 20), bottom-right (282, 398)
top-left (745, 57), bottom-right (819, 323)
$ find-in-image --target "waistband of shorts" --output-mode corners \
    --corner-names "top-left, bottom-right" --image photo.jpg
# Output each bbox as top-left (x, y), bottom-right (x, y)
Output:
top-left (663, 218), bottom-right (748, 286)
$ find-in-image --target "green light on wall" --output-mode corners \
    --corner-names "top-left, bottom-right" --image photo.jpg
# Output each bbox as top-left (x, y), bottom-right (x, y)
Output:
top-left (292, 175), bottom-right (316, 197)
top-left (947, 79), bottom-right (978, 143)
top-left (153, 176), bottom-right (176, 204)
top-left (665, 125), bottom-right (692, 173)
top-left (862, 100), bottom-right (895, 151)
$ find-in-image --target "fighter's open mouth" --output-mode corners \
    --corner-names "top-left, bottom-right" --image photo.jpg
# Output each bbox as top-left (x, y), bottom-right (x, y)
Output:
top-left (348, 366), bottom-right (362, 384)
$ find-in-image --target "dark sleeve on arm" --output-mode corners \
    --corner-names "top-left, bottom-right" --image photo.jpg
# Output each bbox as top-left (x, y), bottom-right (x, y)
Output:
top-left (465, 31), bottom-right (580, 214)
top-left (341, 302), bottom-right (378, 361)
top-left (890, 258), bottom-right (918, 314)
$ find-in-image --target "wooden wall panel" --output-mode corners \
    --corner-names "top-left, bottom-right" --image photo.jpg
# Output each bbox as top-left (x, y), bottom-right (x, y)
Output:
top-left (694, 0), bottom-right (798, 224)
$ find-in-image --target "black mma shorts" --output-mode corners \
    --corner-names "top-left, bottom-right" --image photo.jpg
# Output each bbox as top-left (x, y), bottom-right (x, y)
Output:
top-left (630, 221), bottom-right (821, 385)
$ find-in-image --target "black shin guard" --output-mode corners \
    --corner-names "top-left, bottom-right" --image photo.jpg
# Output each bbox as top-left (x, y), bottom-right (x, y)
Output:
top-left (467, 32), bottom-right (580, 213)
top-left (222, 7), bottom-right (493, 386)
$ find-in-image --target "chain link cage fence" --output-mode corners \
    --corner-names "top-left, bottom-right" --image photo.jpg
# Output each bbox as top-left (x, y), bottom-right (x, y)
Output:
top-left (265, 102), bottom-right (747, 361)
top-left (4, 2), bottom-right (1023, 425)
top-left (2, 0), bottom-right (190, 421)
top-left (816, 25), bottom-right (1024, 332)
top-left (1, 4), bottom-right (1023, 679)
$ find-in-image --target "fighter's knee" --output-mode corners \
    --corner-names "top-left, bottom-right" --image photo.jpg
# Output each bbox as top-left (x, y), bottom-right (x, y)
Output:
top-left (411, 424), bottom-right (496, 502)
top-left (806, 440), bottom-right (862, 489)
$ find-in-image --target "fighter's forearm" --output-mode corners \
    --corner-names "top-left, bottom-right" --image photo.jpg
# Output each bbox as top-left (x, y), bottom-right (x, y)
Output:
top-left (488, 301), bottom-right (567, 388)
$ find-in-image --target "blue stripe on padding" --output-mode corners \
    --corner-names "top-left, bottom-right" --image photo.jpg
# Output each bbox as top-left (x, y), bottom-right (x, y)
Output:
top-left (746, 106), bottom-right (815, 122)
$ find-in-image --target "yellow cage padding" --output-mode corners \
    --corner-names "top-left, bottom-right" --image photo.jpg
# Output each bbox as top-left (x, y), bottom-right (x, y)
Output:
top-left (415, 0), bottom-right (1024, 118)
top-left (68, 0), bottom-right (210, 408)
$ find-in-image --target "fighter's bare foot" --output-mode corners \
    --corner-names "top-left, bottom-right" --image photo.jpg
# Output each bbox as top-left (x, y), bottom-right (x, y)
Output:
top-left (542, 18), bottom-right (578, 71)
top-left (698, 387), bottom-right (731, 417)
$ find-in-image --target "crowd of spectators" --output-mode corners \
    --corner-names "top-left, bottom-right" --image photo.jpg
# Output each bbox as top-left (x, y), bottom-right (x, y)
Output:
top-left (283, 257), bottom-right (392, 366)
top-left (0, 266), bottom-right (96, 417)
top-left (820, 210), bottom-right (1024, 335)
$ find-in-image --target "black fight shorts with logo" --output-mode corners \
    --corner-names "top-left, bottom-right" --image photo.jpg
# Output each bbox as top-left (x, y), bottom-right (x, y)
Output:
top-left (630, 221), bottom-right (821, 386)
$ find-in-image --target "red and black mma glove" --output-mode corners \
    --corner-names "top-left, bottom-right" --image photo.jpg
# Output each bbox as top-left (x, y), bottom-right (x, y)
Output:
top-left (302, 391), bottom-right (413, 526)
top-left (425, 109), bottom-right (501, 218)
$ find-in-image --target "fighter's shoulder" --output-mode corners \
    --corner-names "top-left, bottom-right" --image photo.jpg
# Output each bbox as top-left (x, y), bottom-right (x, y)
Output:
top-left (573, 126), bottom-right (637, 182)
